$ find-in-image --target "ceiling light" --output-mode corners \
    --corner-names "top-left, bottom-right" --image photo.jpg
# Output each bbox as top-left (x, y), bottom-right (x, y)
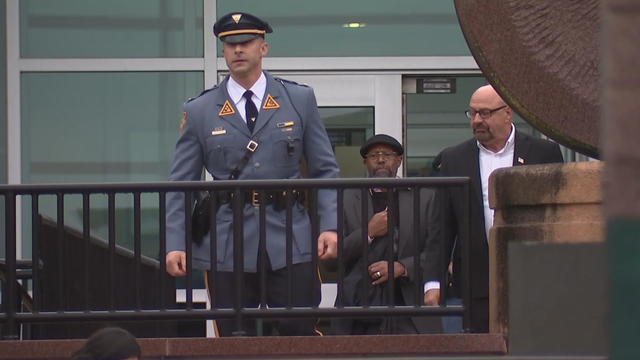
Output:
top-left (343, 22), bottom-right (366, 28)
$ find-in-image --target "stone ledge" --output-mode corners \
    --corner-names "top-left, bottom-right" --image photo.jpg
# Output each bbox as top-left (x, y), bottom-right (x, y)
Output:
top-left (489, 161), bottom-right (602, 207)
top-left (0, 334), bottom-right (507, 359)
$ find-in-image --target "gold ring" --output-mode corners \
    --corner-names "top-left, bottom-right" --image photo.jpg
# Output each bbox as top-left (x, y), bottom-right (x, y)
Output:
top-left (375, 271), bottom-right (381, 278)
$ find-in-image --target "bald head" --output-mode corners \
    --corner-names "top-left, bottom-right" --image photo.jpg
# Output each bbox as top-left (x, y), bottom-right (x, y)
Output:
top-left (468, 85), bottom-right (513, 152)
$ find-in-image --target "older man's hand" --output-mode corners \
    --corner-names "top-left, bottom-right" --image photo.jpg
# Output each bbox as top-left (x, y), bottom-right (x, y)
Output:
top-left (424, 289), bottom-right (440, 306)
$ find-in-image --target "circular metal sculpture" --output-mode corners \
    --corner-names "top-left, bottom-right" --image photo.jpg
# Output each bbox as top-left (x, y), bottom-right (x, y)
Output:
top-left (454, 0), bottom-right (600, 158)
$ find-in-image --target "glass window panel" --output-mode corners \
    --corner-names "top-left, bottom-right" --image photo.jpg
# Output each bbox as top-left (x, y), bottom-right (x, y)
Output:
top-left (217, 0), bottom-right (469, 57)
top-left (405, 76), bottom-right (538, 177)
top-left (320, 107), bottom-right (374, 178)
top-left (20, 0), bottom-right (203, 58)
top-left (20, 71), bottom-right (203, 257)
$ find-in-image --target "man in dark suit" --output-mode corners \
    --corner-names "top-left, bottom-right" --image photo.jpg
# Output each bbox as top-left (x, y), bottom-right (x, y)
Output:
top-left (429, 85), bottom-right (564, 333)
top-left (331, 134), bottom-right (441, 334)
top-left (165, 12), bottom-right (339, 336)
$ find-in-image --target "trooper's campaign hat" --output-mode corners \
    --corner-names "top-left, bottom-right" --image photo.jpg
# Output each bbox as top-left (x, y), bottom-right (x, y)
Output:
top-left (213, 12), bottom-right (273, 44)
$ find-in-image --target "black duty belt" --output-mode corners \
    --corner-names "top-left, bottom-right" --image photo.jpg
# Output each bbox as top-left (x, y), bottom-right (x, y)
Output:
top-left (216, 190), bottom-right (305, 208)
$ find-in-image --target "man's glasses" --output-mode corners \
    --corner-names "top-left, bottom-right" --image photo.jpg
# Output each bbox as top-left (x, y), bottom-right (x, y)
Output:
top-left (465, 105), bottom-right (507, 120)
top-left (365, 151), bottom-right (398, 160)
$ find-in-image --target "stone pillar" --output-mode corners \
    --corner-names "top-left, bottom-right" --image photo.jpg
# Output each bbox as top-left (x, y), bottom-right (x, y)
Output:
top-left (603, 0), bottom-right (640, 359)
top-left (488, 161), bottom-right (603, 335)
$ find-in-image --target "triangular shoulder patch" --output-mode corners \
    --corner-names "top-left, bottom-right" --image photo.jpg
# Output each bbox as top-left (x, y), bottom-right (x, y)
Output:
top-left (263, 94), bottom-right (280, 110)
top-left (218, 100), bottom-right (235, 116)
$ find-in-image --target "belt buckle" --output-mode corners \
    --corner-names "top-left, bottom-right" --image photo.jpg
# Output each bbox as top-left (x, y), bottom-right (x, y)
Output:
top-left (251, 191), bottom-right (260, 207)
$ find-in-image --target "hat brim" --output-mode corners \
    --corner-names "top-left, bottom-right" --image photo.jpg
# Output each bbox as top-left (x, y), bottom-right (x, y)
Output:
top-left (360, 142), bottom-right (404, 158)
top-left (221, 33), bottom-right (262, 44)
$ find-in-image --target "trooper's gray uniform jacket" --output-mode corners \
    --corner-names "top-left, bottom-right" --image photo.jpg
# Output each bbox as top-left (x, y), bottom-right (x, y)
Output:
top-left (166, 71), bottom-right (339, 272)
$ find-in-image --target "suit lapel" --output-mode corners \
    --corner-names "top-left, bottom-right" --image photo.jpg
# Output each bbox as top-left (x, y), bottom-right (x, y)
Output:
top-left (512, 131), bottom-right (530, 167)
top-left (466, 140), bottom-right (484, 207)
top-left (252, 73), bottom-right (283, 136)
top-left (215, 76), bottom-right (251, 137)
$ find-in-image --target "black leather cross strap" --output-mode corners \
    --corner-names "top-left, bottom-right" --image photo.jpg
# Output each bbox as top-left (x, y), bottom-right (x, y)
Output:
top-left (191, 139), bottom-right (259, 243)
top-left (229, 140), bottom-right (259, 180)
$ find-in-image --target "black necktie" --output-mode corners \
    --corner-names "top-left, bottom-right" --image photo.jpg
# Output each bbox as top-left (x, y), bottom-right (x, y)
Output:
top-left (243, 90), bottom-right (258, 133)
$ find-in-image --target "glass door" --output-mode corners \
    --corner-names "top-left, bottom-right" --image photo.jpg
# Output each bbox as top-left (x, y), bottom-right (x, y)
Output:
top-left (269, 73), bottom-right (403, 178)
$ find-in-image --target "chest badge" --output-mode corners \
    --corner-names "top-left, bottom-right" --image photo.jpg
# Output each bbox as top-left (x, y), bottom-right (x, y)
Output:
top-left (219, 100), bottom-right (235, 116)
top-left (212, 127), bottom-right (226, 135)
top-left (263, 94), bottom-right (280, 110)
top-left (276, 121), bottom-right (294, 128)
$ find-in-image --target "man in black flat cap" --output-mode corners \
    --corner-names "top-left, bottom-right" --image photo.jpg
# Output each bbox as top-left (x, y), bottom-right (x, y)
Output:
top-left (165, 12), bottom-right (339, 336)
top-left (330, 134), bottom-right (442, 335)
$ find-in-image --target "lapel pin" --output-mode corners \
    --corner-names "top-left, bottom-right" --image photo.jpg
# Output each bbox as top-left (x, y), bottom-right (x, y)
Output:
top-left (517, 157), bottom-right (525, 164)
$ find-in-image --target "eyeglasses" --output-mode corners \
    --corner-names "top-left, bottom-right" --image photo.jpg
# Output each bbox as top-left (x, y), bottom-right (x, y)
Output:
top-left (465, 105), bottom-right (507, 120)
top-left (365, 151), bottom-right (398, 160)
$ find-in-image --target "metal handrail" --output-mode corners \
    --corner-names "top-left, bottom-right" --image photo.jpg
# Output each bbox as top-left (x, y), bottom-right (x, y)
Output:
top-left (0, 177), bottom-right (471, 339)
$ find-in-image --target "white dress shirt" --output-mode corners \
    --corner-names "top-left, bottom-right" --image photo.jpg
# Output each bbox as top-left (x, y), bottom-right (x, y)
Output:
top-left (478, 124), bottom-right (515, 240)
top-left (226, 72), bottom-right (266, 122)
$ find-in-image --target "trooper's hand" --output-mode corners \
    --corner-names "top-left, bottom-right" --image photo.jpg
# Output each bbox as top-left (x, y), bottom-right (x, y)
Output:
top-left (318, 231), bottom-right (338, 259)
top-left (367, 209), bottom-right (388, 238)
top-left (166, 250), bottom-right (187, 276)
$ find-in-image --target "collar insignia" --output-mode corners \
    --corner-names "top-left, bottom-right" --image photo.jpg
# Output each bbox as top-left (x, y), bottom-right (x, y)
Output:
top-left (219, 100), bottom-right (235, 116)
top-left (262, 94), bottom-right (280, 110)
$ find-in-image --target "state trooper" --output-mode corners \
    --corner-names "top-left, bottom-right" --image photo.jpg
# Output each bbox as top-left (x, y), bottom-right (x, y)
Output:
top-left (164, 12), bottom-right (339, 336)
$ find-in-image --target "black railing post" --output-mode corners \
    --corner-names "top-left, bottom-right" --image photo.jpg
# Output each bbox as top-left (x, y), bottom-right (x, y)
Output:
top-left (335, 188), bottom-right (344, 308)
top-left (158, 192), bottom-right (167, 311)
top-left (56, 193), bottom-right (66, 311)
top-left (285, 189), bottom-right (293, 308)
top-left (134, 192), bottom-right (142, 310)
top-left (461, 180), bottom-right (472, 332)
top-left (3, 192), bottom-right (18, 340)
top-left (360, 187), bottom-right (370, 307)
top-left (232, 189), bottom-right (246, 336)
top-left (184, 192), bottom-right (193, 311)
top-left (413, 186), bottom-right (422, 307)
top-left (439, 188), bottom-right (449, 307)
top-left (208, 190), bottom-right (219, 310)
top-left (108, 193), bottom-right (116, 311)
top-left (32, 194), bottom-right (41, 313)
top-left (82, 193), bottom-right (90, 311)
top-left (309, 188), bottom-right (319, 292)
top-left (385, 188), bottom-right (395, 334)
